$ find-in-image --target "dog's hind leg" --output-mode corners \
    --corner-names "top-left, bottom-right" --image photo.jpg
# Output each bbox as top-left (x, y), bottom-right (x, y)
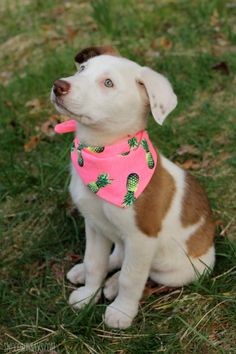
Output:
top-left (108, 242), bottom-right (124, 272)
top-left (104, 271), bottom-right (120, 301)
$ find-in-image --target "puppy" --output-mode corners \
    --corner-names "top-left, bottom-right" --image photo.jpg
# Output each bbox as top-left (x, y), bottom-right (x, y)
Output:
top-left (51, 46), bottom-right (215, 329)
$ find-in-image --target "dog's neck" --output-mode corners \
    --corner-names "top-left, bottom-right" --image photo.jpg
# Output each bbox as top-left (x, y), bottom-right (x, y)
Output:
top-left (76, 121), bottom-right (147, 147)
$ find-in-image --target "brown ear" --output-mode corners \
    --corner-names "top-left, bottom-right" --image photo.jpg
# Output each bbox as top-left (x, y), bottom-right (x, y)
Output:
top-left (75, 46), bottom-right (119, 64)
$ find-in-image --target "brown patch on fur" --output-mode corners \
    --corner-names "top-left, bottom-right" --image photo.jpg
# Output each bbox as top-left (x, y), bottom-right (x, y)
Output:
top-left (134, 153), bottom-right (176, 237)
top-left (182, 173), bottom-right (215, 257)
top-left (181, 174), bottom-right (212, 226)
top-left (75, 46), bottom-right (119, 64)
top-left (187, 220), bottom-right (215, 258)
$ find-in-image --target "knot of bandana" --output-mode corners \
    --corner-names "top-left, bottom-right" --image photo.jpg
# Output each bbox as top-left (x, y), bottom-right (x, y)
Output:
top-left (55, 120), bottom-right (157, 208)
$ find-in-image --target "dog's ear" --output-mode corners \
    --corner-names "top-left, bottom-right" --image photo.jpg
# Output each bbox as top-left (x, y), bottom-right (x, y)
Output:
top-left (139, 67), bottom-right (177, 125)
top-left (75, 46), bottom-right (119, 65)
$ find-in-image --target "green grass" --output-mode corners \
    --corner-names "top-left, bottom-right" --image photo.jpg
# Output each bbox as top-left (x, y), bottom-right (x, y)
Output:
top-left (0, 0), bottom-right (236, 353)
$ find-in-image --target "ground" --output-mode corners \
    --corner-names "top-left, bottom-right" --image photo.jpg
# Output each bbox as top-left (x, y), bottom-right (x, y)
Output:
top-left (0, 0), bottom-right (236, 353)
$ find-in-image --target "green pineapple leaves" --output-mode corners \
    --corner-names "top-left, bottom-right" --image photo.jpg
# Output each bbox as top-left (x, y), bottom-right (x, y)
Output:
top-left (87, 173), bottom-right (112, 194)
top-left (128, 137), bottom-right (138, 149)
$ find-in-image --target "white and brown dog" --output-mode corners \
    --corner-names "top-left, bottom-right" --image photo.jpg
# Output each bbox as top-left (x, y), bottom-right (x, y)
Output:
top-left (51, 46), bottom-right (215, 329)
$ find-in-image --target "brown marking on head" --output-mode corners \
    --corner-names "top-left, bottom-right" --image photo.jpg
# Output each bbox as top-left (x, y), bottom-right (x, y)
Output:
top-left (75, 46), bottom-right (119, 64)
top-left (182, 173), bottom-right (215, 257)
top-left (134, 153), bottom-right (176, 237)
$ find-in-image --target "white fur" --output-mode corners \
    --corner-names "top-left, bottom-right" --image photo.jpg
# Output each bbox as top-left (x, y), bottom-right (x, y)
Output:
top-left (51, 52), bottom-right (215, 329)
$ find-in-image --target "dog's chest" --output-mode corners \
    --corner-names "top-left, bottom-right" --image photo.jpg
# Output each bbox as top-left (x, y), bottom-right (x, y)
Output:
top-left (69, 166), bottom-right (137, 242)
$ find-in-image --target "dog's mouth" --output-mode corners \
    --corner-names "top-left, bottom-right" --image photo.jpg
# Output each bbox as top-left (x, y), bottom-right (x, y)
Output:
top-left (53, 96), bottom-right (78, 117)
top-left (52, 94), bottom-right (94, 125)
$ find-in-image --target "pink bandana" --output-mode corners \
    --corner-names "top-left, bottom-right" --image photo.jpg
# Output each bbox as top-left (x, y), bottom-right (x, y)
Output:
top-left (55, 120), bottom-right (157, 208)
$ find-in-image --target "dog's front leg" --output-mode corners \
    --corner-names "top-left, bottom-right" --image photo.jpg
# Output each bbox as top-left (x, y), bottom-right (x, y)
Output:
top-left (69, 219), bottom-right (112, 309)
top-left (104, 234), bottom-right (157, 329)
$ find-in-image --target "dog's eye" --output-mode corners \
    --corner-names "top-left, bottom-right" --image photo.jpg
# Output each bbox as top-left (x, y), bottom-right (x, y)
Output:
top-left (104, 79), bottom-right (113, 88)
top-left (79, 65), bottom-right (86, 73)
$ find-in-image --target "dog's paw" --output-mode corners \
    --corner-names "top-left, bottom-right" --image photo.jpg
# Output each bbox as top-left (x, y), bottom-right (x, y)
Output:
top-left (69, 287), bottom-right (101, 309)
top-left (103, 271), bottom-right (120, 301)
top-left (104, 300), bottom-right (138, 329)
top-left (66, 263), bottom-right (85, 284)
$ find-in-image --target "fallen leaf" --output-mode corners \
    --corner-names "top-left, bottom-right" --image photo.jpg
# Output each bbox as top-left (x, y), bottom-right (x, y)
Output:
top-left (176, 144), bottom-right (200, 156)
top-left (40, 114), bottom-right (69, 136)
top-left (176, 159), bottom-right (201, 170)
top-left (160, 37), bottom-right (172, 49)
top-left (212, 61), bottom-right (230, 75)
top-left (51, 263), bottom-right (65, 282)
top-left (64, 251), bottom-right (82, 263)
top-left (143, 284), bottom-right (174, 297)
top-left (66, 25), bottom-right (79, 41)
top-left (213, 132), bottom-right (229, 145)
top-left (199, 151), bottom-right (213, 169)
top-left (25, 98), bottom-right (41, 113)
top-left (175, 115), bottom-right (186, 124)
top-left (24, 135), bottom-right (40, 152)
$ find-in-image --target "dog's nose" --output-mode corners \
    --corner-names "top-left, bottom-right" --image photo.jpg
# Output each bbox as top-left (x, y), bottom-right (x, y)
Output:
top-left (53, 80), bottom-right (70, 97)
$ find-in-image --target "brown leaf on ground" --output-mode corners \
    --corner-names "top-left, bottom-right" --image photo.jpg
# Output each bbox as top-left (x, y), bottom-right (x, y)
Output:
top-left (160, 37), bottom-right (172, 49)
top-left (201, 151), bottom-right (212, 168)
top-left (212, 61), bottom-right (230, 75)
top-left (66, 25), bottom-right (79, 41)
top-left (175, 115), bottom-right (186, 124)
top-left (64, 251), bottom-right (82, 263)
top-left (176, 159), bottom-right (201, 170)
top-left (143, 283), bottom-right (175, 298)
top-left (41, 114), bottom-right (69, 136)
top-left (24, 135), bottom-right (40, 152)
top-left (51, 263), bottom-right (65, 282)
top-left (25, 98), bottom-right (41, 113)
top-left (176, 144), bottom-right (200, 156)
top-left (213, 132), bottom-right (229, 145)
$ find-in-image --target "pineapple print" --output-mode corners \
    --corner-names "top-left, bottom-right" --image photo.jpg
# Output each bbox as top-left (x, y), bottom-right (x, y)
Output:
top-left (128, 137), bottom-right (138, 150)
top-left (123, 173), bottom-right (140, 207)
top-left (120, 137), bottom-right (138, 156)
top-left (87, 173), bottom-right (112, 193)
top-left (141, 139), bottom-right (155, 169)
top-left (87, 146), bottom-right (105, 153)
top-left (77, 143), bottom-right (85, 167)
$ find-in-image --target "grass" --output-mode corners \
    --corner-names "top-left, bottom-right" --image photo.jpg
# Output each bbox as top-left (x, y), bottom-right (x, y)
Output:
top-left (0, 0), bottom-right (236, 353)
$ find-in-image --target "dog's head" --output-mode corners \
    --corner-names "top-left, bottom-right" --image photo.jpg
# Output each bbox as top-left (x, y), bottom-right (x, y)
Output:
top-left (51, 46), bottom-right (177, 135)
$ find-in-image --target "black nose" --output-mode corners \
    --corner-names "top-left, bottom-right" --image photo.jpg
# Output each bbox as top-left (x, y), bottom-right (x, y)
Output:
top-left (53, 80), bottom-right (70, 97)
